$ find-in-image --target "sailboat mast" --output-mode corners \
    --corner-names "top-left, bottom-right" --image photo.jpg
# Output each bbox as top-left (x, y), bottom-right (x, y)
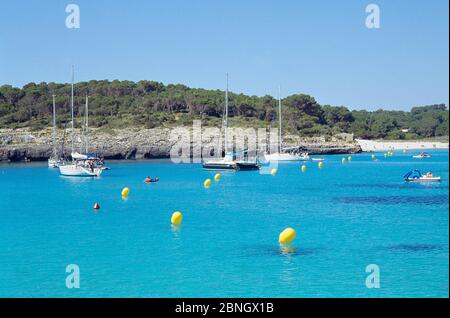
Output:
top-left (278, 85), bottom-right (282, 153)
top-left (224, 73), bottom-right (229, 154)
top-left (71, 65), bottom-right (75, 155)
top-left (85, 95), bottom-right (89, 154)
top-left (52, 94), bottom-right (57, 157)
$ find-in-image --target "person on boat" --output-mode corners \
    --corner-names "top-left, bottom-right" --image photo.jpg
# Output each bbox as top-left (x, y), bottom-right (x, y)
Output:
top-left (88, 160), bottom-right (95, 172)
top-left (425, 172), bottom-right (433, 178)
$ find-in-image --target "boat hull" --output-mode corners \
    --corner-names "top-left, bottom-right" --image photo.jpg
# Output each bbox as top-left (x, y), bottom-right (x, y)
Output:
top-left (202, 163), bottom-right (237, 170)
top-left (236, 162), bottom-right (261, 171)
top-left (264, 153), bottom-right (309, 161)
top-left (405, 177), bottom-right (441, 182)
top-left (59, 164), bottom-right (103, 177)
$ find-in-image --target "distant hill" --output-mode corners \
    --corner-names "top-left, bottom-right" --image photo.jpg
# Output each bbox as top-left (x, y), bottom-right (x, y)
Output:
top-left (0, 80), bottom-right (448, 140)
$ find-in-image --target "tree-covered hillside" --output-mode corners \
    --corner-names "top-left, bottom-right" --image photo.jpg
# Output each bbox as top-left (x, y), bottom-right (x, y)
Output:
top-left (0, 80), bottom-right (448, 140)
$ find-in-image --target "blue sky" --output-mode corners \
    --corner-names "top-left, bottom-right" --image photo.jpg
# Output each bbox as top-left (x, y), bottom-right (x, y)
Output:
top-left (0, 0), bottom-right (448, 110)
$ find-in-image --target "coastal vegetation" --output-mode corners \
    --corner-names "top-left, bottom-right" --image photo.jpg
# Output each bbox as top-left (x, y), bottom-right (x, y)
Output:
top-left (0, 81), bottom-right (448, 140)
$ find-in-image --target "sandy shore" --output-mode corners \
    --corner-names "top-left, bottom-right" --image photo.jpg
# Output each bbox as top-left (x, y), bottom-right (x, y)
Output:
top-left (356, 139), bottom-right (449, 152)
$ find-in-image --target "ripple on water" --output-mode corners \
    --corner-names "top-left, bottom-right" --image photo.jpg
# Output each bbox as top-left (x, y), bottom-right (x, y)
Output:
top-left (334, 195), bottom-right (449, 205)
top-left (244, 245), bottom-right (322, 257)
top-left (385, 244), bottom-right (444, 253)
top-left (341, 184), bottom-right (449, 190)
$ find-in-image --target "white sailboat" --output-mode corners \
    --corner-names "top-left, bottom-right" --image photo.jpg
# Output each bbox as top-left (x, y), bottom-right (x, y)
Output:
top-left (48, 95), bottom-right (64, 168)
top-left (264, 86), bottom-right (309, 162)
top-left (59, 67), bottom-right (103, 177)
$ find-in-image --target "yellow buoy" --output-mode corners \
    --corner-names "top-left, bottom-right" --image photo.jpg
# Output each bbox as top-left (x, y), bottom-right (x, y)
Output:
top-left (271, 168), bottom-right (277, 176)
top-left (301, 165), bottom-right (307, 172)
top-left (384, 153), bottom-right (388, 157)
top-left (371, 154), bottom-right (376, 159)
top-left (342, 158), bottom-right (346, 164)
top-left (318, 161), bottom-right (324, 168)
top-left (121, 187), bottom-right (130, 198)
top-left (214, 173), bottom-right (221, 181)
top-left (279, 227), bottom-right (296, 244)
top-left (171, 211), bottom-right (182, 225)
top-left (348, 156), bottom-right (352, 161)
top-left (204, 178), bottom-right (212, 188)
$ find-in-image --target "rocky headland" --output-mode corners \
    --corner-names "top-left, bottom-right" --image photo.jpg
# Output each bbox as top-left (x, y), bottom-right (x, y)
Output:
top-left (0, 128), bottom-right (361, 162)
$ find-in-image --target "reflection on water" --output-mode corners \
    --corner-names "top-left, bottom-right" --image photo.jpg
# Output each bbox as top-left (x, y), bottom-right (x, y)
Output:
top-left (244, 244), bottom-right (320, 257)
top-left (279, 244), bottom-right (296, 287)
top-left (59, 175), bottom-right (101, 183)
top-left (280, 243), bottom-right (296, 255)
top-left (342, 183), bottom-right (448, 190)
top-left (386, 244), bottom-right (444, 253)
top-left (334, 195), bottom-right (448, 205)
top-left (171, 224), bottom-right (182, 237)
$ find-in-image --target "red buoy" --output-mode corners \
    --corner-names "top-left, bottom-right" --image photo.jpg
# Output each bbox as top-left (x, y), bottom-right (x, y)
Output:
top-left (93, 202), bottom-right (100, 210)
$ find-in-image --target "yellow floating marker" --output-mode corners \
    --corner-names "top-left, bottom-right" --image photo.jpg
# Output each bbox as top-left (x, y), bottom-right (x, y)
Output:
top-left (121, 187), bottom-right (130, 198)
top-left (204, 178), bottom-right (212, 188)
top-left (318, 161), bottom-right (324, 168)
top-left (271, 168), bottom-right (277, 176)
top-left (384, 153), bottom-right (388, 157)
top-left (342, 158), bottom-right (347, 164)
top-left (348, 156), bottom-right (352, 161)
top-left (371, 154), bottom-right (376, 159)
top-left (214, 173), bottom-right (221, 181)
top-left (301, 165), bottom-right (307, 172)
top-left (279, 227), bottom-right (296, 244)
top-left (171, 211), bottom-right (183, 225)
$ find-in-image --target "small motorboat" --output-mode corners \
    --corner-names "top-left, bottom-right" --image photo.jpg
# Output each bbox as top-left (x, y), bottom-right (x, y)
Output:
top-left (404, 170), bottom-right (441, 182)
top-left (144, 177), bottom-right (159, 183)
top-left (412, 152), bottom-right (432, 159)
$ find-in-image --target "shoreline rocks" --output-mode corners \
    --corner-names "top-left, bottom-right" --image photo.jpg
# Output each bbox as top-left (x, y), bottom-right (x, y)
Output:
top-left (0, 127), bottom-right (362, 162)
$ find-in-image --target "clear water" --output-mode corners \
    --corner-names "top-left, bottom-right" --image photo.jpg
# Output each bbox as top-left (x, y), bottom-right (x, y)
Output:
top-left (0, 151), bottom-right (448, 297)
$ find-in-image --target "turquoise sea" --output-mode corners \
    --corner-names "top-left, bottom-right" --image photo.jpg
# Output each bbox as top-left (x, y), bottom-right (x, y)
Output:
top-left (0, 150), bottom-right (448, 297)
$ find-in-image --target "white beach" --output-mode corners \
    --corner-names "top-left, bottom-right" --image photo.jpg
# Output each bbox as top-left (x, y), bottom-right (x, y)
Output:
top-left (356, 139), bottom-right (449, 152)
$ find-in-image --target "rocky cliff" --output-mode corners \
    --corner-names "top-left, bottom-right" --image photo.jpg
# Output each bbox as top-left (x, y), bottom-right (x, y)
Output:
top-left (0, 128), bottom-right (361, 162)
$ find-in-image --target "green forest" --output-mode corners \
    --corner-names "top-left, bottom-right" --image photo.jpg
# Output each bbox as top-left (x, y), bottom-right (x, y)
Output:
top-left (0, 80), bottom-right (448, 140)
